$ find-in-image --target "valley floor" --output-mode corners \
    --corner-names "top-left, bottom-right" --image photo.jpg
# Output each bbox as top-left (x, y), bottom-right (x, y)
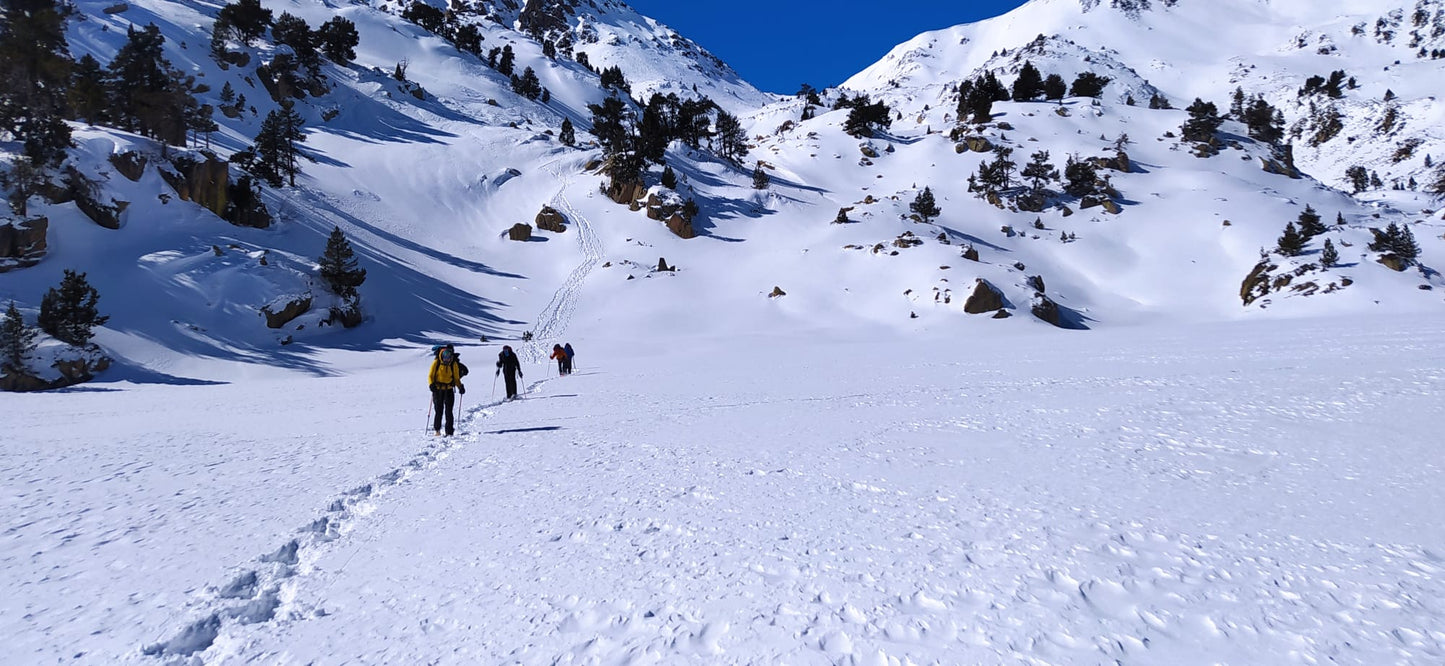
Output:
top-left (4, 316), bottom-right (1445, 665)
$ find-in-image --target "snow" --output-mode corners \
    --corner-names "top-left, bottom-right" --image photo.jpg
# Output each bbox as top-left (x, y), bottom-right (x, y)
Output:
top-left (5, 317), bottom-right (1445, 663)
top-left (4, 0), bottom-right (1445, 662)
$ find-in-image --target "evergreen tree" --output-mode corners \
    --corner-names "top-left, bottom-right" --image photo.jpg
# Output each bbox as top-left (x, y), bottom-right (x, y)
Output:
top-left (675, 97), bottom-right (712, 149)
top-left (1298, 205), bottom-right (1326, 237)
top-left (453, 24), bottom-right (482, 55)
top-left (317, 17), bottom-right (359, 64)
top-left (1021, 150), bottom-right (1059, 192)
top-left (272, 13), bottom-right (315, 57)
top-left (1069, 72), bottom-right (1111, 98)
top-left (106, 24), bottom-right (196, 147)
top-left (1, 301), bottom-right (37, 374)
top-left (1345, 165), bottom-right (1370, 193)
top-left (497, 44), bottom-right (516, 77)
top-left (511, 66), bottom-right (542, 100)
top-left (216, 0), bottom-right (272, 46)
top-left (1320, 238), bottom-right (1340, 268)
top-left (558, 117), bottom-right (575, 146)
top-left (1063, 156), bottom-right (1097, 197)
top-left (715, 109), bottom-right (749, 161)
top-left (252, 103), bottom-right (306, 186)
top-left (318, 226), bottom-right (367, 299)
top-left (843, 96), bottom-right (892, 137)
top-left (37, 270), bottom-right (109, 346)
top-left (660, 165), bottom-right (677, 189)
top-left (598, 64), bottom-right (629, 92)
top-left (1243, 97), bottom-right (1285, 144)
top-left (1011, 61), bottom-right (1044, 101)
top-left (752, 163), bottom-right (770, 189)
top-left (1229, 86), bottom-right (1246, 118)
top-left (587, 94), bottom-right (633, 157)
top-left (402, 2), bottom-right (445, 33)
top-left (978, 71), bottom-right (1009, 101)
top-left (910, 186), bottom-right (941, 222)
top-left (963, 84), bottom-right (995, 124)
top-left (1180, 98), bottom-right (1223, 142)
top-left (1394, 224), bottom-right (1421, 260)
top-left (1148, 93), bottom-right (1172, 109)
top-left (68, 54), bottom-right (109, 125)
top-left (1042, 73), bottom-right (1067, 101)
top-left (1276, 221), bottom-right (1305, 257)
top-left (0, 0), bottom-right (75, 167)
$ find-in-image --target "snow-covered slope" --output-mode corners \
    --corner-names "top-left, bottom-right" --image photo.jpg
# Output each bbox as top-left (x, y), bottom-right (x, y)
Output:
top-left (845, 0), bottom-right (1445, 193)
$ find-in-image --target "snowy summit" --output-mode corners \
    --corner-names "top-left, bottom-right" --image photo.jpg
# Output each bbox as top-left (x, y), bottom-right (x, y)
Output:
top-left (1, 0), bottom-right (1443, 663)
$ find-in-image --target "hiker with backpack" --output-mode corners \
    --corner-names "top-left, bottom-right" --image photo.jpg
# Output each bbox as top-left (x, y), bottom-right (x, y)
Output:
top-left (428, 344), bottom-right (468, 436)
top-left (496, 345), bottom-right (523, 399)
top-left (563, 343), bottom-right (575, 374)
top-left (550, 344), bottom-right (569, 376)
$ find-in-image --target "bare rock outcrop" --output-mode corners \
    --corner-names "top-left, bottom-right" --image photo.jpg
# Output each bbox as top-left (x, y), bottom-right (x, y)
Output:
top-left (963, 279), bottom-right (1005, 314)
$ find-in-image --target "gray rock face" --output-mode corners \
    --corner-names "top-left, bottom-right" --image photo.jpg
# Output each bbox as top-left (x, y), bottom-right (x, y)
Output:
top-left (0, 217), bottom-right (48, 271)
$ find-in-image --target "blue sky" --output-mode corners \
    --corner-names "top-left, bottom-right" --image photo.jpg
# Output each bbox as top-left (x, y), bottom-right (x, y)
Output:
top-left (623, 1), bottom-right (1030, 94)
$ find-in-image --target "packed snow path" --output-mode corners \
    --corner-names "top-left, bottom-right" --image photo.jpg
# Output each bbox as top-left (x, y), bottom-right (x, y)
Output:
top-left (4, 317), bottom-right (1445, 664)
top-left (521, 160), bottom-right (605, 363)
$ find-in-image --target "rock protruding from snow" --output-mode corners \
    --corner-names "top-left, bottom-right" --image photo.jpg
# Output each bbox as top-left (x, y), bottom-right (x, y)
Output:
top-left (963, 279), bottom-right (1006, 314)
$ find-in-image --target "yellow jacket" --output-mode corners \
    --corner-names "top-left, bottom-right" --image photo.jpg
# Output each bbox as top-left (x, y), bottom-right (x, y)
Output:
top-left (428, 358), bottom-right (464, 389)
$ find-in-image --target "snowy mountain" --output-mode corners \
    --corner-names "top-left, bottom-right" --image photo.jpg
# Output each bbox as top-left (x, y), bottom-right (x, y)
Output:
top-left (846, 0), bottom-right (1445, 195)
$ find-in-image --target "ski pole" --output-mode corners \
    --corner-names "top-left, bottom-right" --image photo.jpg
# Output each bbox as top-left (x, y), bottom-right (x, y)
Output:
top-left (425, 393), bottom-right (433, 433)
top-left (491, 372), bottom-right (498, 398)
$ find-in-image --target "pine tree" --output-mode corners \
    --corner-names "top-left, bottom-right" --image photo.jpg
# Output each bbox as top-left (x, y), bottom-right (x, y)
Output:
top-left (1042, 74), bottom-right (1067, 101)
top-left (1021, 150), bottom-right (1059, 192)
top-left (106, 24), bottom-right (196, 147)
top-left (252, 103), bottom-right (306, 186)
top-left (497, 44), bottom-right (516, 76)
top-left (752, 163), bottom-right (770, 189)
top-left (587, 94), bottom-right (633, 156)
top-left (1345, 165), bottom-right (1370, 193)
top-left (1394, 224), bottom-right (1421, 260)
top-left (1180, 98), bottom-right (1223, 142)
top-left (598, 64), bottom-right (628, 92)
top-left (1276, 221), bottom-right (1305, 257)
top-left (1320, 238), bottom-right (1340, 268)
top-left (68, 54), bottom-right (109, 126)
top-left (1, 301), bottom-right (38, 374)
top-left (1298, 205), bottom-right (1326, 237)
top-left (318, 226), bottom-right (367, 299)
top-left (37, 270), bottom-right (109, 346)
top-left (215, 0), bottom-right (272, 46)
top-left (1243, 97), bottom-right (1284, 144)
top-left (843, 96), bottom-right (892, 137)
top-left (660, 165), bottom-right (677, 189)
top-left (1069, 72), bottom-right (1111, 98)
top-left (1148, 93), bottom-right (1172, 109)
top-left (1063, 156), bottom-right (1097, 197)
top-left (559, 117), bottom-right (575, 146)
top-left (0, 0), bottom-right (75, 167)
top-left (715, 109), bottom-right (749, 161)
top-left (910, 186), bottom-right (941, 223)
top-left (317, 17), bottom-right (359, 64)
top-left (511, 66), bottom-right (542, 100)
top-left (1011, 61), bottom-right (1044, 101)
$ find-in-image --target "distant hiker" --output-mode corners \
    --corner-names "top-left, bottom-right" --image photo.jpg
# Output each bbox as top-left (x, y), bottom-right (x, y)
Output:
top-left (550, 344), bottom-right (569, 375)
top-left (496, 345), bottom-right (523, 399)
top-left (563, 343), bottom-right (575, 374)
top-left (428, 344), bottom-right (468, 436)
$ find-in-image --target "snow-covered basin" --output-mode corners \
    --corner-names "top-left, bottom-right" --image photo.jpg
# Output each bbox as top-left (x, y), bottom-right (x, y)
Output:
top-left (3, 314), bottom-right (1444, 664)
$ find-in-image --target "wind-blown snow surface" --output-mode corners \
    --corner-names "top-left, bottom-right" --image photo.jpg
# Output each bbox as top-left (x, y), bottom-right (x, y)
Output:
top-left (5, 317), bottom-right (1445, 664)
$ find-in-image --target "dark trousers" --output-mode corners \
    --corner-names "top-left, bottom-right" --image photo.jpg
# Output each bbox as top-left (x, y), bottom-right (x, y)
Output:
top-left (563, 357), bottom-right (573, 373)
top-left (432, 388), bottom-right (454, 435)
top-left (503, 372), bottom-right (518, 398)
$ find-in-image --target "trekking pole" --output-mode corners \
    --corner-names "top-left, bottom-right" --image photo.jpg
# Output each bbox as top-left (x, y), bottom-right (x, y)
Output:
top-left (491, 372), bottom-right (498, 398)
top-left (425, 394), bottom-right (433, 434)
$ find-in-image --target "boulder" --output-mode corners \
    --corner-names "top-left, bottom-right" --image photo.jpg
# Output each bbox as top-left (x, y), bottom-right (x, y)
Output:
top-left (962, 245), bottom-right (980, 262)
top-left (535, 205), bottom-right (567, 233)
top-left (186, 157), bottom-right (230, 217)
top-left (1101, 199), bottom-right (1121, 215)
top-left (1030, 293), bottom-right (1085, 329)
top-left (0, 217), bottom-right (48, 271)
top-left (0, 353), bottom-right (110, 392)
top-left (860, 143), bottom-right (879, 158)
top-left (76, 196), bottom-right (123, 229)
top-left (1378, 254), bottom-right (1410, 272)
top-left (109, 152), bottom-right (147, 181)
top-left (1058, 205), bottom-right (1074, 217)
top-left (664, 213), bottom-right (695, 239)
top-left (1027, 275), bottom-right (1046, 293)
top-left (507, 223), bottom-right (533, 241)
top-left (991, 309), bottom-right (1012, 319)
top-left (261, 295), bottom-right (312, 329)
top-left (965, 136), bottom-right (993, 153)
top-left (657, 257), bottom-right (673, 272)
top-left (769, 286), bottom-right (786, 298)
top-left (1240, 259), bottom-right (1274, 305)
top-left (963, 279), bottom-right (1005, 314)
top-left (607, 179), bottom-right (646, 205)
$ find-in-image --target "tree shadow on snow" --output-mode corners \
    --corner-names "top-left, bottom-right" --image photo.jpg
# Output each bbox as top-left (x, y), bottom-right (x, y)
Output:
top-left (485, 426), bottom-right (563, 435)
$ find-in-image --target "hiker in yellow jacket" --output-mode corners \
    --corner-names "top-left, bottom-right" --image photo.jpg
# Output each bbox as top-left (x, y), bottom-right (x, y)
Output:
top-left (428, 344), bottom-right (468, 436)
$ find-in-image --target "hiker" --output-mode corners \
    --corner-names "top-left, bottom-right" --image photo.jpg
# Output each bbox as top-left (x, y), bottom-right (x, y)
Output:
top-left (563, 343), bottom-right (575, 374)
top-left (550, 344), bottom-right (568, 375)
top-left (496, 345), bottom-right (523, 399)
top-left (428, 344), bottom-right (468, 436)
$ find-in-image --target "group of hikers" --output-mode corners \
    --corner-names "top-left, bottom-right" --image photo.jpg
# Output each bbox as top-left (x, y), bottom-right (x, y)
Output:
top-left (425, 341), bottom-right (576, 436)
